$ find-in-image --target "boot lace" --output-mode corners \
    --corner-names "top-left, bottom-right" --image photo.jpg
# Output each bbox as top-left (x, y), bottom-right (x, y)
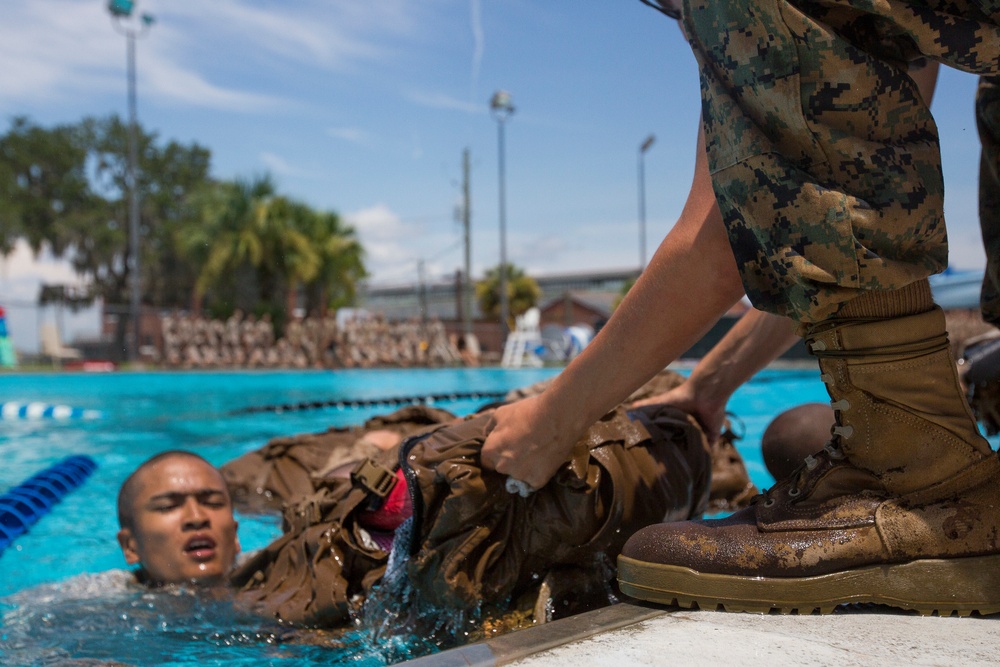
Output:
top-left (758, 393), bottom-right (851, 507)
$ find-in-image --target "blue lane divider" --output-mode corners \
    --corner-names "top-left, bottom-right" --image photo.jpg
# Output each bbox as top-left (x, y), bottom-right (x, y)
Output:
top-left (0, 455), bottom-right (98, 553)
top-left (0, 402), bottom-right (102, 420)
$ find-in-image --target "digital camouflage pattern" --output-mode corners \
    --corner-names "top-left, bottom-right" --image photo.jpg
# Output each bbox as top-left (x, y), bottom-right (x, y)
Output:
top-left (682, 0), bottom-right (1000, 323)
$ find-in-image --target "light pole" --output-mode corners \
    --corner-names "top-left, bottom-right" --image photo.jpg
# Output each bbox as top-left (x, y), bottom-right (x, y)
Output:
top-left (638, 134), bottom-right (656, 270)
top-left (108, 0), bottom-right (154, 363)
top-left (490, 90), bottom-right (515, 338)
top-left (461, 148), bottom-right (473, 340)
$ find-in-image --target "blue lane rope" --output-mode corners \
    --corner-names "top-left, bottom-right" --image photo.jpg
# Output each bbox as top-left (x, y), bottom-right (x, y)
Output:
top-left (0, 402), bottom-right (102, 420)
top-left (229, 391), bottom-right (509, 415)
top-left (0, 455), bottom-right (98, 553)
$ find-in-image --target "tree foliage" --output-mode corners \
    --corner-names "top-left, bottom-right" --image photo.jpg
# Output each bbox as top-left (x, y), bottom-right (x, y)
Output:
top-left (0, 116), bottom-right (95, 256)
top-left (0, 116), bottom-right (367, 344)
top-left (475, 263), bottom-right (541, 326)
top-left (188, 175), bottom-right (366, 326)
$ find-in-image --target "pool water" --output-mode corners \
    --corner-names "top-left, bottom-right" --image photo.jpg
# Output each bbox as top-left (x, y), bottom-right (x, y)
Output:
top-left (0, 367), bottom-right (996, 666)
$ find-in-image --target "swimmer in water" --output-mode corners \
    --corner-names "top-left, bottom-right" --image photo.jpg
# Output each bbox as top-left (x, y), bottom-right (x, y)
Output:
top-left (116, 451), bottom-right (240, 586)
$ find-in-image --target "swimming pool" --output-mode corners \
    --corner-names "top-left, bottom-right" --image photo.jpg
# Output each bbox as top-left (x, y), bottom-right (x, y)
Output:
top-left (1, 367), bottom-right (996, 665)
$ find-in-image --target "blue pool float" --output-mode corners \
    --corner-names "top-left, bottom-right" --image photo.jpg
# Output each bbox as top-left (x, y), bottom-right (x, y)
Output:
top-left (0, 455), bottom-right (98, 553)
top-left (0, 402), bottom-right (102, 420)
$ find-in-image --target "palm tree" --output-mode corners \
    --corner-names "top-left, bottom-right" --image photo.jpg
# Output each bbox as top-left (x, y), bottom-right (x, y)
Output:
top-left (300, 210), bottom-right (366, 318)
top-left (190, 175), bottom-right (319, 321)
top-left (190, 175), bottom-right (273, 304)
top-left (258, 196), bottom-right (321, 319)
top-left (475, 263), bottom-right (541, 328)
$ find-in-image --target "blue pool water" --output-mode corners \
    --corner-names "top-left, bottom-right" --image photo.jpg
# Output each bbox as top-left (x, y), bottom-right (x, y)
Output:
top-left (1, 367), bottom-right (996, 665)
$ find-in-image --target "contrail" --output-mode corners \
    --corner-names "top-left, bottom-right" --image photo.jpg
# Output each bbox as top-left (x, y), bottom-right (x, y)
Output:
top-left (470, 0), bottom-right (483, 105)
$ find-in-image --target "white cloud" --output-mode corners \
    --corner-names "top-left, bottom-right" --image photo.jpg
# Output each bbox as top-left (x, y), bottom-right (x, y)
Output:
top-left (162, 0), bottom-right (414, 70)
top-left (0, 0), bottom-right (422, 114)
top-left (326, 127), bottom-right (371, 145)
top-left (347, 204), bottom-right (421, 272)
top-left (346, 203), bottom-right (465, 284)
top-left (470, 0), bottom-right (484, 101)
top-left (405, 90), bottom-right (483, 114)
top-left (0, 1), bottom-right (122, 107)
top-left (145, 59), bottom-right (285, 111)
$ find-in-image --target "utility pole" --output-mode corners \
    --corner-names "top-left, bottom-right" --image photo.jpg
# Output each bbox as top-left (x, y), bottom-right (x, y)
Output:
top-left (638, 134), bottom-right (656, 271)
top-left (490, 90), bottom-right (514, 338)
top-left (461, 148), bottom-right (473, 338)
top-left (417, 259), bottom-right (428, 328)
top-left (108, 0), bottom-right (154, 363)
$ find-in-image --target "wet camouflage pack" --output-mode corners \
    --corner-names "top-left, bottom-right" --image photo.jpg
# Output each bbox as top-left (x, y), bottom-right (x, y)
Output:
top-left (400, 404), bottom-right (712, 611)
top-left (220, 405), bottom-right (456, 512)
top-left (229, 403), bottom-right (718, 627)
top-left (229, 476), bottom-right (388, 627)
top-left (681, 0), bottom-right (1000, 323)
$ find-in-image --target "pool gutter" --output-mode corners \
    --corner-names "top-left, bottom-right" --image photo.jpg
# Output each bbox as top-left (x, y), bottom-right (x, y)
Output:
top-left (397, 601), bottom-right (665, 666)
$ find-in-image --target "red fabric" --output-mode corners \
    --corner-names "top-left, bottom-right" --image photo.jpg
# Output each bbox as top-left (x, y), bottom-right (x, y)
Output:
top-left (357, 469), bottom-right (412, 531)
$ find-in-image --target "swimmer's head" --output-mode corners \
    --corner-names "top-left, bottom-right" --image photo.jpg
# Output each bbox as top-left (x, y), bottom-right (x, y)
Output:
top-left (117, 451), bottom-right (240, 586)
top-left (761, 403), bottom-right (834, 481)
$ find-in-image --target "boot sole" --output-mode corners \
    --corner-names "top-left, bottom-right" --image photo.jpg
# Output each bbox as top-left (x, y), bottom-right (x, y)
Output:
top-left (618, 553), bottom-right (1000, 616)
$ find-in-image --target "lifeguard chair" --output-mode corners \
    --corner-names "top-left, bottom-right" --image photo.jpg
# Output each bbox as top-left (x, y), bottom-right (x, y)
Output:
top-left (501, 307), bottom-right (543, 368)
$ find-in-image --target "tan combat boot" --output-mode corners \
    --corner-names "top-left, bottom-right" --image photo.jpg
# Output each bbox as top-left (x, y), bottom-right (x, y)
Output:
top-left (618, 285), bottom-right (1000, 616)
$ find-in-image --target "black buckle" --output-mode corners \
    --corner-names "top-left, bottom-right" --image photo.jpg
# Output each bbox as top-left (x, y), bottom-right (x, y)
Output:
top-left (351, 459), bottom-right (397, 508)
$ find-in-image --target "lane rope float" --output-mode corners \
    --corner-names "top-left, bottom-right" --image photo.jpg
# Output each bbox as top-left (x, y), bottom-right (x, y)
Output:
top-left (0, 402), bottom-right (103, 420)
top-left (230, 391), bottom-right (509, 415)
top-left (0, 455), bottom-right (99, 552)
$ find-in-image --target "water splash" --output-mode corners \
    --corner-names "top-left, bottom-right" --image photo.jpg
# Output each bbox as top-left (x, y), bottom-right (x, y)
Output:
top-left (355, 520), bottom-right (623, 662)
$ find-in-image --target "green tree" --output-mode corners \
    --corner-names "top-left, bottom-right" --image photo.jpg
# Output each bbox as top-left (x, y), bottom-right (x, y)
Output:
top-left (475, 263), bottom-right (541, 326)
top-left (190, 175), bottom-right (366, 324)
top-left (78, 115), bottom-right (212, 311)
top-left (192, 176), bottom-right (323, 328)
top-left (300, 210), bottom-right (366, 317)
top-left (0, 116), bottom-right (96, 256)
top-left (0, 115), bottom-right (213, 352)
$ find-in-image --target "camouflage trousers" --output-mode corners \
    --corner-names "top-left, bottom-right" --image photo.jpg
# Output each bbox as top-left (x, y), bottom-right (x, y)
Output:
top-left (682, 0), bottom-right (1000, 323)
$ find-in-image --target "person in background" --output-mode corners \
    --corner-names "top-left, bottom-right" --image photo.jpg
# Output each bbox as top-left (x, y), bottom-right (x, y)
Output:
top-left (483, 0), bottom-right (1000, 615)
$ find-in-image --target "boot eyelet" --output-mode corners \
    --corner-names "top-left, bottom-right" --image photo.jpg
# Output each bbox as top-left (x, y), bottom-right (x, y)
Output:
top-left (787, 487), bottom-right (801, 498)
top-left (832, 424), bottom-right (854, 439)
top-left (763, 498), bottom-right (775, 507)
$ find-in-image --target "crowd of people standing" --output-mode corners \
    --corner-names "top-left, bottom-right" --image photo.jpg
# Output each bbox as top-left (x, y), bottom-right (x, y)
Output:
top-left (159, 310), bottom-right (466, 369)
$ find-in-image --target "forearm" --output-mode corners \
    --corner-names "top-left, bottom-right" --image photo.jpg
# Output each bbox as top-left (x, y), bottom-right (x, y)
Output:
top-left (684, 309), bottom-right (799, 409)
top-left (539, 146), bottom-right (744, 436)
top-left (481, 120), bottom-right (744, 489)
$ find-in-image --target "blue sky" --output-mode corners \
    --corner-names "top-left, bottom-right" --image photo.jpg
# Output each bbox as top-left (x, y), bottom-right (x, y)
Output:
top-left (0, 0), bottom-right (989, 348)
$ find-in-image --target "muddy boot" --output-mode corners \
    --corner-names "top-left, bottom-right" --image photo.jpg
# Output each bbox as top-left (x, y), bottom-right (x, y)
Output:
top-left (618, 282), bottom-right (1000, 615)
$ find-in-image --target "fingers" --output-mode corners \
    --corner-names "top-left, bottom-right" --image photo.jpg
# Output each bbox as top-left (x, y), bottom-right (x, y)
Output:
top-left (480, 398), bottom-right (567, 490)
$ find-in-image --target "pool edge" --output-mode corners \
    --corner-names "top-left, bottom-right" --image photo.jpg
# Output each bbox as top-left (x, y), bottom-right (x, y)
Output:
top-left (396, 601), bottom-right (666, 666)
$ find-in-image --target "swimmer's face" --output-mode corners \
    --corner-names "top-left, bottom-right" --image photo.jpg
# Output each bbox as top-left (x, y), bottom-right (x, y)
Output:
top-left (117, 455), bottom-right (239, 585)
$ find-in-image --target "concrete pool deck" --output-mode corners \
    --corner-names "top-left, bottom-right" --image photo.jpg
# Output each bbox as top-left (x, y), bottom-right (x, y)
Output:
top-left (401, 601), bottom-right (1000, 666)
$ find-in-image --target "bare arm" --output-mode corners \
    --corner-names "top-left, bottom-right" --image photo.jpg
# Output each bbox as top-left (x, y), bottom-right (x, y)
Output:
top-left (481, 123), bottom-right (745, 490)
top-left (632, 309), bottom-right (799, 441)
top-left (631, 59), bottom-right (942, 441)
